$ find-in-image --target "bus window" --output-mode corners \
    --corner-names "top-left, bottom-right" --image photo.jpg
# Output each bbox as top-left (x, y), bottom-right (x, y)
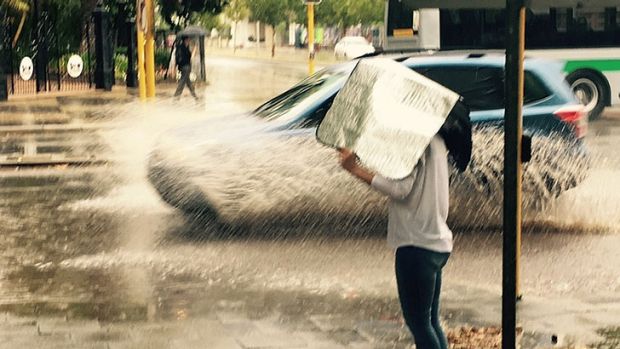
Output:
top-left (440, 7), bottom-right (620, 49)
top-left (387, 0), bottom-right (415, 36)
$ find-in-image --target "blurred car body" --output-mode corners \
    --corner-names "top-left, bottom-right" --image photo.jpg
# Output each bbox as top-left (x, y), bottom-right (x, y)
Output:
top-left (148, 53), bottom-right (589, 227)
top-left (334, 36), bottom-right (376, 60)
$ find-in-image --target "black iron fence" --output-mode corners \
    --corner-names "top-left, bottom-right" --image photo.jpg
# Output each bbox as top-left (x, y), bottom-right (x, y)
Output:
top-left (7, 2), bottom-right (94, 96)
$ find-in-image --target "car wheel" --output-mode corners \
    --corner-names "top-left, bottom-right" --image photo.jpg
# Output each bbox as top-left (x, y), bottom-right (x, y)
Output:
top-left (180, 205), bottom-right (236, 235)
top-left (566, 70), bottom-right (609, 121)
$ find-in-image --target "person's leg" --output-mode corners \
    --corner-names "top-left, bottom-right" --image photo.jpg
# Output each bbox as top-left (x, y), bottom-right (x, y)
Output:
top-left (431, 267), bottom-right (449, 349)
top-left (174, 66), bottom-right (188, 97)
top-left (395, 246), bottom-right (442, 349)
top-left (186, 70), bottom-right (198, 99)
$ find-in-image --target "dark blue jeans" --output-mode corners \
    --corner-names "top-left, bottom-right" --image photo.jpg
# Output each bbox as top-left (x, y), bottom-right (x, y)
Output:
top-left (395, 246), bottom-right (450, 349)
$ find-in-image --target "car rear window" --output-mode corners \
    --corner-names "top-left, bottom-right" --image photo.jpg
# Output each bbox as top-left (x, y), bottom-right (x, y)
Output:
top-left (523, 71), bottom-right (551, 104)
top-left (413, 66), bottom-right (551, 110)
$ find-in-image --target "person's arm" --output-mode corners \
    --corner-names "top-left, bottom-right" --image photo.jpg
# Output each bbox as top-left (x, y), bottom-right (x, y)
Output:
top-left (339, 148), bottom-right (374, 184)
top-left (338, 148), bottom-right (416, 200)
top-left (370, 173), bottom-right (416, 201)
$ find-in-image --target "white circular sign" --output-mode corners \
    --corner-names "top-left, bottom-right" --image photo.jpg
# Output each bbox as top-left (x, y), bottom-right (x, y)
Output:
top-left (67, 55), bottom-right (84, 78)
top-left (19, 57), bottom-right (34, 81)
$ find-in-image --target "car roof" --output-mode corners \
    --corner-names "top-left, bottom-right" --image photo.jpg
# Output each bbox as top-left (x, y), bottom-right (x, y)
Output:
top-left (405, 52), bottom-right (558, 69)
top-left (327, 51), bottom-right (561, 74)
top-left (322, 51), bottom-right (571, 103)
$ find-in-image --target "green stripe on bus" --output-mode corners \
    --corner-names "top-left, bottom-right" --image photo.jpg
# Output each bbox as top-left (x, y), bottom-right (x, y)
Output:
top-left (564, 59), bottom-right (620, 73)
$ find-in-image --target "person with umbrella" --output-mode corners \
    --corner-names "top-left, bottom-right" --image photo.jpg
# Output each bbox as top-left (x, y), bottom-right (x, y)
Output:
top-left (174, 35), bottom-right (198, 100)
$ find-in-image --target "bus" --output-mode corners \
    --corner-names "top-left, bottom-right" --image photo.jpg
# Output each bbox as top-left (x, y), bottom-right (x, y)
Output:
top-left (384, 1), bottom-right (620, 119)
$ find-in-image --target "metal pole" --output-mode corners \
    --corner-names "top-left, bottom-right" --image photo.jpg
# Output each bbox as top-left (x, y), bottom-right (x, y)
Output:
top-left (256, 21), bottom-right (260, 56)
top-left (503, 0), bottom-right (525, 348)
top-left (199, 34), bottom-right (206, 82)
top-left (136, 0), bottom-right (147, 100)
top-left (0, 7), bottom-right (8, 101)
top-left (33, 0), bottom-right (42, 93)
top-left (126, 19), bottom-right (138, 88)
top-left (144, 0), bottom-right (156, 98)
top-left (55, 6), bottom-right (61, 92)
top-left (86, 21), bottom-right (93, 88)
top-left (307, 3), bottom-right (315, 75)
top-left (10, 45), bottom-right (15, 95)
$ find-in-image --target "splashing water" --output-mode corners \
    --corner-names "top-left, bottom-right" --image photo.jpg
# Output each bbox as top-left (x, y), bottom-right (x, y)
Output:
top-left (53, 98), bottom-right (620, 301)
top-left (63, 94), bottom-right (620, 235)
top-left (146, 108), bottom-right (598, 232)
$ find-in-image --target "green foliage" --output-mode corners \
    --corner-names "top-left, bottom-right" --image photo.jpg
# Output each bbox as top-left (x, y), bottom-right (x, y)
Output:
top-left (115, 47), bottom-right (128, 56)
top-left (192, 10), bottom-right (230, 33)
top-left (273, 21), bottom-right (288, 45)
top-left (2, 0), bottom-right (30, 13)
top-left (245, 0), bottom-right (286, 27)
top-left (8, 0), bottom-right (87, 60)
top-left (283, 0), bottom-right (305, 23)
top-left (155, 48), bottom-right (171, 69)
top-left (102, 0), bottom-right (135, 22)
top-left (224, 0), bottom-right (249, 23)
top-left (79, 52), bottom-right (92, 71)
top-left (159, 0), bottom-right (228, 32)
top-left (219, 23), bottom-right (232, 38)
top-left (48, 52), bottom-right (93, 75)
top-left (315, 0), bottom-right (384, 27)
top-left (114, 53), bottom-right (128, 81)
top-left (50, 0), bottom-right (89, 57)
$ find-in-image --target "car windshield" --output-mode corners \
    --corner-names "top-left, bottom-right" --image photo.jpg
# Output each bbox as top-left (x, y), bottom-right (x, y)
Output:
top-left (253, 68), bottom-right (348, 122)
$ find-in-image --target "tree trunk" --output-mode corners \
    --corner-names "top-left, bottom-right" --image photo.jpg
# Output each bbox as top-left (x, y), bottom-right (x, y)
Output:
top-left (12, 12), bottom-right (27, 47)
top-left (256, 21), bottom-right (260, 56)
top-left (271, 31), bottom-right (276, 57)
top-left (233, 21), bottom-right (237, 53)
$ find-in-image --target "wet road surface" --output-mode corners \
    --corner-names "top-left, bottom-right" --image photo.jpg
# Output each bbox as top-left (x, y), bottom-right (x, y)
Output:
top-left (0, 57), bottom-right (619, 348)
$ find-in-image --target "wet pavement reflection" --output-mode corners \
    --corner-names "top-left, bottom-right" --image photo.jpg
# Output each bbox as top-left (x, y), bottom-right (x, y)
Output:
top-left (0, 57), bottom-right (619, 348)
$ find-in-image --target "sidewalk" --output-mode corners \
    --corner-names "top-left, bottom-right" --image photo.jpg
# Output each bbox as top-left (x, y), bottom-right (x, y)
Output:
top-left (2, 281), bottom-right (615, 349)
top-left (0, 312), bottom-right (374, 349)
top-left (0, 88), bottom-right (135, 168)
top-left (205, 45), bottom-right (339, 66)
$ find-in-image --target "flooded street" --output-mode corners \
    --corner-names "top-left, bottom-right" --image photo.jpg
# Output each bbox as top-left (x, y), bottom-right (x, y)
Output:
top-left (0, 57), bottom-right (619, 348)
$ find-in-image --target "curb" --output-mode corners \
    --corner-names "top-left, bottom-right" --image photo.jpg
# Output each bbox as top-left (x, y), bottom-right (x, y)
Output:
top-left (206, 52), bottom-right (335, 68)
top-left (602, 107), bottom-right (620, 119)
top-left (0, 123), bottom-right (113, 134)
top-left (0, 155), bottom-right (107, 167)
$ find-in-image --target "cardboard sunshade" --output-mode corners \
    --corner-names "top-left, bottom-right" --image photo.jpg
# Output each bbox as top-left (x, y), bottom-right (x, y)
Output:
top-left (316, 58), bottom-right (460, 179)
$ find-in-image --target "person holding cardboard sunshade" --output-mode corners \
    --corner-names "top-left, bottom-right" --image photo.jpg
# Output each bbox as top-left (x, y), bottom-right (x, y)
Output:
top-left (317, 58), bottom-right (471, 349)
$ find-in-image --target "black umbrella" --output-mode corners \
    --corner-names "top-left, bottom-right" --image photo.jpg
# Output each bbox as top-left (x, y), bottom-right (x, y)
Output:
top-left (177, 26), bottom-right (207, 38)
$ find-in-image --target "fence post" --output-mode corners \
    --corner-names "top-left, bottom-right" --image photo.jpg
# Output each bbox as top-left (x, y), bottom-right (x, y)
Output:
top-left (86, 21), bottom-right (93, 88)
top-left (33, 0), bottom-right (50, 93)
top-left (199, 34), bottom-right (206, 82)
top-left (93, 4), bottom-right (114, 91)
top-left (53, 4), bottom-right (61, 91)
top-left (126, 19), bottom-right (138, 88)
top-left (0, 8), bottom-right (8, 101)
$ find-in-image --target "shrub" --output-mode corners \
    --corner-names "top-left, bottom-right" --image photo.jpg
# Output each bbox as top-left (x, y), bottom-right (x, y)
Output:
top-left (114, 53), bottom-right (128, 81)
top-left (155, 48), bottom-right (170, 70)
